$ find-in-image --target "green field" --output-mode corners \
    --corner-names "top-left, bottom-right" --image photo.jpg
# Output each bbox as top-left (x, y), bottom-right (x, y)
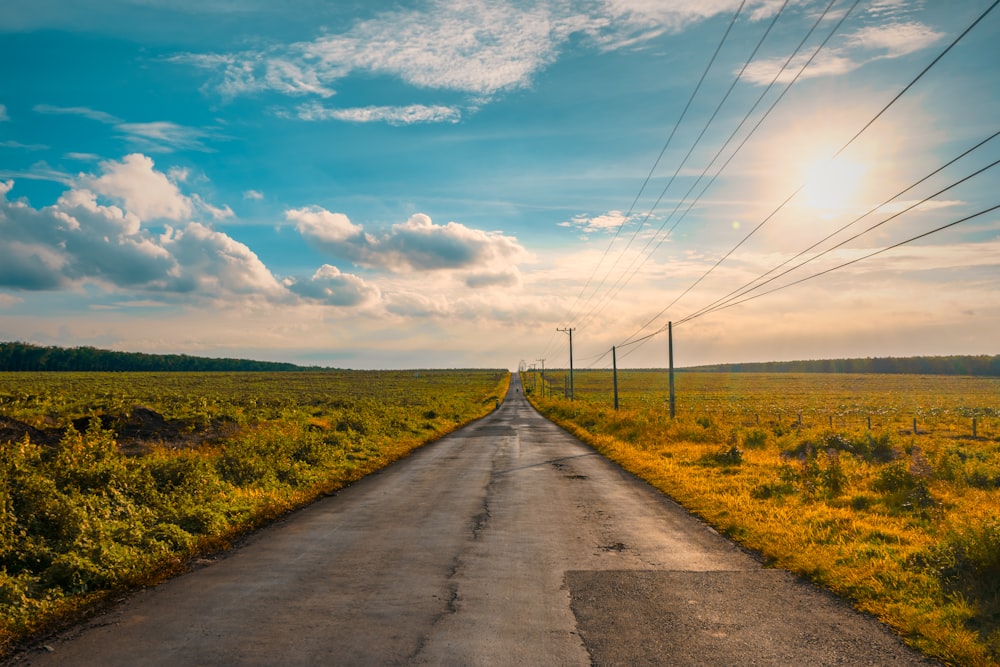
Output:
top-left (528, 369), bottom-right (1000, 666)
top-left (0, 370), bottom-right (509, 652)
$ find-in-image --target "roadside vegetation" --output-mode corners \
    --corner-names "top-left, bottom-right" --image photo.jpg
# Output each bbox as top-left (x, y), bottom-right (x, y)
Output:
top-left (526, 369), bottom-right (1000, 667)
top-left (0, 369), bottom-right (509, 653)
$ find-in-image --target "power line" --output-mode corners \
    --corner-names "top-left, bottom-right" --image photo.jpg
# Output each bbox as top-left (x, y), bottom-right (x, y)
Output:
top-left (679, 132), bottom-right (1000, 324)
top-left (677, 202), bottom-right (1000, 323)
top-left (564, 0), bottom-right (750, 329)
top-left (617, 0), bottom-right (1000, 343)
top-left (576, 0), bottom-right (852, 336)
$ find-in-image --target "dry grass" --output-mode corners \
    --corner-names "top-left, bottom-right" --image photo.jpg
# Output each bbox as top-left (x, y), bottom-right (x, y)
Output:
top-left (529, 370), bottom-right (1000, 666)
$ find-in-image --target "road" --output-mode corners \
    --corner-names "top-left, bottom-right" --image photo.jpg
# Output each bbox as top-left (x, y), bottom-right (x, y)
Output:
top-left (12, 374), bottom-right (933, 666)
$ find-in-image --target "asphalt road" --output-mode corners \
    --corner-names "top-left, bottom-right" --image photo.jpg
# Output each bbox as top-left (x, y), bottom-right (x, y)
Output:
top-left (12, 374), bottom-right (933, 666)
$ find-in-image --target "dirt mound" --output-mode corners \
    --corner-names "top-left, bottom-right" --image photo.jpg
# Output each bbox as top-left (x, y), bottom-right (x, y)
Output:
top-left (0, 407), bottom-right (240, 455)
top-left (0, 416), bottom-right (58, 446)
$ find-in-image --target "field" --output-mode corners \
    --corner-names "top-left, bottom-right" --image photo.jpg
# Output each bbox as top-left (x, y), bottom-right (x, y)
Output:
top-left (528, 369), bottom-right (1000, 667)
top-left (0, 369), bottom-right (509, 652)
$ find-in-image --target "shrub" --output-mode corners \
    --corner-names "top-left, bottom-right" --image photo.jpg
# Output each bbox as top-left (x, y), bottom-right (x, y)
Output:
top-left (743, 428), bottom-right (768, 449)
top-left (918, 519), bottom-right (1000, 661)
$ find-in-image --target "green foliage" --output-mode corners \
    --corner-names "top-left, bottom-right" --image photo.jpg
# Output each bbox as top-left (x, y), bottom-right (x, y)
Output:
top-left (919, 519), bottom-right (1000, 661)
top-left (0, 341), bottom-right (318, 372)
top-left (0, 369), bottom-right (510, 650)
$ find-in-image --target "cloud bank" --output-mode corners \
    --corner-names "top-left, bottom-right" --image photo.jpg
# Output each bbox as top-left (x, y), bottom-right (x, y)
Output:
top-left (0, 155), bottom-right (527, 313)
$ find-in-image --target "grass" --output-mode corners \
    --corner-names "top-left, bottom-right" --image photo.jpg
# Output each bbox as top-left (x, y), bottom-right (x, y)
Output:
top-left (527, 369), bottom-right (1000, 666)
top-left (0, 369), bottom-right (510, 653)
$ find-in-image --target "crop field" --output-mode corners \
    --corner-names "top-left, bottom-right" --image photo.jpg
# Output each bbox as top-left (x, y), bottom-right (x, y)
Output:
top-left (0, 369), bottom-right (509, 652)
top-left (528, 369), bottom-right (1000, 667)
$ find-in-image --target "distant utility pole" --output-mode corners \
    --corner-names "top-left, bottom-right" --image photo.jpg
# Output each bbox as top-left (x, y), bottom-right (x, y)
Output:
top-left (537, 358), bottom-right (545, 398)
top-left (557, 327), bottom-right (575, 400)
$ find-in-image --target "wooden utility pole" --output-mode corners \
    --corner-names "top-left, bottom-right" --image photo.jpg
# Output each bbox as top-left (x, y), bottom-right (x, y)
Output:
top-left (557, 327), bottom-right (575, 400)
top-left (612, 346), bottom-right (619, 411)
top-left (537, 358), bottom-right (545, 398)
top-left (668, 321), bottom-right (675, 419)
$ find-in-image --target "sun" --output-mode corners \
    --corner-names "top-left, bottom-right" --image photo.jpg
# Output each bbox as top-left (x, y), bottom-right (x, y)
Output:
top-left (799, 156), bottom-right (868, 215)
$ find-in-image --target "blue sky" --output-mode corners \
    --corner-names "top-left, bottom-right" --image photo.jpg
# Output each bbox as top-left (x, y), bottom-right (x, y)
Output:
top-left (0, 0), bottom-right (997, 369)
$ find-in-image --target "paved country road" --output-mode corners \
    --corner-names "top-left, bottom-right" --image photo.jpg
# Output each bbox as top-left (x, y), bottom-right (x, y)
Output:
top-left (10, 374), bottom-right (934, 666)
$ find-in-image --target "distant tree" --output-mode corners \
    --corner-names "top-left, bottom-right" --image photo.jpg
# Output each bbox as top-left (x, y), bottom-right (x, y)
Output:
top-left (0, 342), bottom-right (325, 372)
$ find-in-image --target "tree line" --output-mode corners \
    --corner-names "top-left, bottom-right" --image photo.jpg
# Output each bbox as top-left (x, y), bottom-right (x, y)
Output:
top-left (0, 342), bottom-right (325, 372)
top-left (685, 355), bottom-right (1000, 377)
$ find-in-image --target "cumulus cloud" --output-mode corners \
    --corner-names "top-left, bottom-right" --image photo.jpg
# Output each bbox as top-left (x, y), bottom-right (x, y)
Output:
top-left (465, 269), bottom-right (521, 288)
top-left (161, 222), bottom-right (285, 296)
top-left (77, 154), bottom-right (195, 221)
top-left (285, 264), bottom-right (381, 306)
top-left (287, 206), bottom-right (365, 244)
top-left (243, 189), bottom-right (264, 200)
top-left (293, 208), bottom-right (527, 275)
top-left (0, 160), bottom-right (378, 310)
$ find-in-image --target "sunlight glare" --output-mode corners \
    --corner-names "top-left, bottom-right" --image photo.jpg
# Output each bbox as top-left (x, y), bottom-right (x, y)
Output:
top-left (800, 156), bottom-right (867, 215)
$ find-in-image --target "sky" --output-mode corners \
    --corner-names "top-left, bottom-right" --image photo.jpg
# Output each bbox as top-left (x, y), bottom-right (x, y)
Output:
top-left (0, 0), bottom-right (997, 370)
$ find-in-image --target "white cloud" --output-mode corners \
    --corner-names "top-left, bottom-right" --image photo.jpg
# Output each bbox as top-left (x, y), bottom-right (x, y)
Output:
top-left (162, 222), bottom-right (285, 297)
top-left (0, 140), bottom-right (48, 151)
top-left (465, 269), bottom-right (521, 288)
top-left (243, 189), bottom-right (264, 200)
top-left (33, 104), bottom-right (121, 124)
top-left (0, 104), bottom-right (8, 122)
top-left (846, 21), bottom-right (944, 58)
top-left (77, 154), bottom-right (195, 221)
top-left (177, 0), bottom-right (789, 110)
top-left (296, 102), bottom-right (462, 125)
top-left (295, 209), bottom-right (527, 274)
top-left (0, 158), bottom-right (279, 302)
top-left (561, 210), bottom-right (634, 235)
top-left (34, 104), bottom-right (214, 153)
top-left (287, 206), bottom-right (365, 244)
top-left (740, 18), bottom-right (943, 86)
top-left (192, 194), bottom-right (234, 220)
top-left (0, 163), bottom-right (393, 312)
top-left (116, 121), bottom-right (213, 153)
top-left (874, 199), bottom-right (964, 216)
top-left (285, 264), bottom-right (381, 307)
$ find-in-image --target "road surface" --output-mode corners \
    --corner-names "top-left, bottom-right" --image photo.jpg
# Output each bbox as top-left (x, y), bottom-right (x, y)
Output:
top-left (11, 374), bottom-right (933, 666)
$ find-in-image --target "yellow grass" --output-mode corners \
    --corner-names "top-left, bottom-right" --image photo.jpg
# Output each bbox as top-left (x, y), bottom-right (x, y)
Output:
top-left (529, 370), bottom-right (1000, 666)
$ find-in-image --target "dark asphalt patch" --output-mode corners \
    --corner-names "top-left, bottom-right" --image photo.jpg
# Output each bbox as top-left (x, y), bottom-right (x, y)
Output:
top-left (565, 570), bottom-right (934, 666)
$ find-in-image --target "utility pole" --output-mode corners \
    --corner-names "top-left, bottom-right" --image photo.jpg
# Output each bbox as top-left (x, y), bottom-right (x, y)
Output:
top-left (668, 321), bottom-right (676, 419)
top-left (537, 358), bottom-right (545, 398)
top-left (557, 327), bottom-right (575, 400)
top-left (612, 345), bottom-right (619, 411)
